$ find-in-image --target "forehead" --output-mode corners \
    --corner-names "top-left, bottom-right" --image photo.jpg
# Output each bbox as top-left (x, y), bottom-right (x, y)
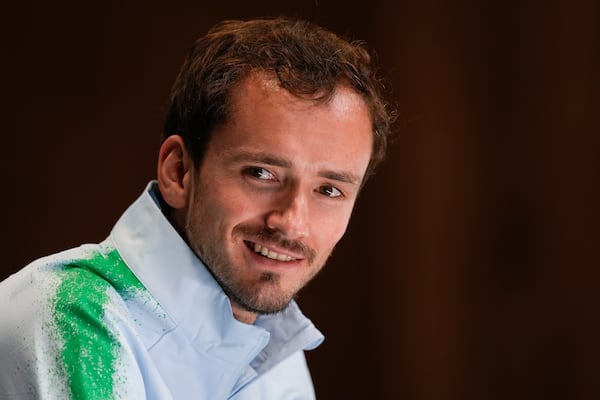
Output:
top-left (229, 71), bottom-right (370, 121)
top-left (209, 72), bottom-right (373, 178)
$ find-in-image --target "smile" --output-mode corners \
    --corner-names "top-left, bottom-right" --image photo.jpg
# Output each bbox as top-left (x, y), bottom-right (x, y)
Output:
top-left (245, 241), bottom-right (297, 262)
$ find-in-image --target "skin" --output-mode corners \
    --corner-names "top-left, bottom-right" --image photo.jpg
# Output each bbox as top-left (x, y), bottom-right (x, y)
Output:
top-left (158, 72), bottom-right (373, 324)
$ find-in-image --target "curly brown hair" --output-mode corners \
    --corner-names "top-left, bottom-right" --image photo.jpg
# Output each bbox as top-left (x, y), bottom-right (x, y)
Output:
top-left (163, 17), bottom-right (395, 179)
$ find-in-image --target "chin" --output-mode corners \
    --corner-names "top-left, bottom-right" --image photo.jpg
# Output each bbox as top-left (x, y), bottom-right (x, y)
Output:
top-left (231, 275), bottom-right (299, 314)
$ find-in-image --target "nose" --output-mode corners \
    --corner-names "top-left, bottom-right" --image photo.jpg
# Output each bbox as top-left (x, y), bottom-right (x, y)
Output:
top-left (265, 187), bottom-right (310, 239)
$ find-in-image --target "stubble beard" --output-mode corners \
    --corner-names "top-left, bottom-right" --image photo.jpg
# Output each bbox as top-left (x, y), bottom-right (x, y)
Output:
top-left (185, 221), bottom-right (322, 315)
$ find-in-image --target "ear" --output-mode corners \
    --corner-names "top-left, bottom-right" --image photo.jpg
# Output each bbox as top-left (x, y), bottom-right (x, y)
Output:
top-left (157, 135), bottom-right (194, 209)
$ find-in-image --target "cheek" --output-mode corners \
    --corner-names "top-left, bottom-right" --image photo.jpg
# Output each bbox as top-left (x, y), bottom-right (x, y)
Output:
top-left (204, 189), bottom-right (265, 234)
top-left (316, 211), bottom-right (353, 251)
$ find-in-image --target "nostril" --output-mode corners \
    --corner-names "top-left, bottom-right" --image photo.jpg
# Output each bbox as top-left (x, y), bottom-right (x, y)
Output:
top-left (267, 209), bottom-right (308, 235)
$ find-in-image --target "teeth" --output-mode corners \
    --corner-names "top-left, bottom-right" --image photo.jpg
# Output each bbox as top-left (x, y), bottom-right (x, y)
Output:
top-left (252, 243), bottom-right (294, 262)
top-left (276, 253), bottom-right (290, 261)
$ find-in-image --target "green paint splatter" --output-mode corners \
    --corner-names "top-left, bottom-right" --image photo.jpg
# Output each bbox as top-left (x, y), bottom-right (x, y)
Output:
top-left (52, 245), bottom-right (145, 399)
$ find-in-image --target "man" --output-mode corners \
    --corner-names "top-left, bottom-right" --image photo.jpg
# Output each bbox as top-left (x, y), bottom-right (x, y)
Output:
top-left (0, 17), bottom-right (393, 399)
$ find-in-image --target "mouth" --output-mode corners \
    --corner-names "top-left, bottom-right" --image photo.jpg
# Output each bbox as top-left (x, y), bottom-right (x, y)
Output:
top-left (244, 240), bottom-right (298, 262)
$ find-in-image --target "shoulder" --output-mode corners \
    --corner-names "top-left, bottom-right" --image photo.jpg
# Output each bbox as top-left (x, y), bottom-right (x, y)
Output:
top-left (0, 243), bottom-right (151, 399)
top-left (1, 243), bottom-right (134, 323)
top-left (0, 242), bottom-right (136, 358)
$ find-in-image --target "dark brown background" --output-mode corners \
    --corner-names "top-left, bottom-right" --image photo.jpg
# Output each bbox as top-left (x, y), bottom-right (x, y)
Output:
top-left (2, 1), bottom-right (598, 399)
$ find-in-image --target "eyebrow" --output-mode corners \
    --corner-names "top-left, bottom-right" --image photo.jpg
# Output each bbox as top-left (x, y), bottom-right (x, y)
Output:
top-left (229, 151), bottom-right (363, 186)
top-left (229, 151), bottom-right (291, 168)
top-left (320, 170), bottom-right (362, 186)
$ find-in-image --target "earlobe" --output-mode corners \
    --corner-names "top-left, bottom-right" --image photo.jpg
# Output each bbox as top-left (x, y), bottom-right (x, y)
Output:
top-left (157, 135), bottom-right (193, 209)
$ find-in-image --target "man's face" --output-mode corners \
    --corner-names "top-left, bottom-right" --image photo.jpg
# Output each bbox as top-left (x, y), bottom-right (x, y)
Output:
top-left (183, 73), bottom-right (373, 315)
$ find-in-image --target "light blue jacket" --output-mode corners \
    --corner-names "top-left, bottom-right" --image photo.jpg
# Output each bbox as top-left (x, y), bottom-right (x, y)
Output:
top-left (0, 182), bottom-right (324, 399)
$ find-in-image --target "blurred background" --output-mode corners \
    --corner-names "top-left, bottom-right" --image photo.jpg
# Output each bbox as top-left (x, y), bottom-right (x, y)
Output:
top-left (1, 0), bottom-right (598, 399)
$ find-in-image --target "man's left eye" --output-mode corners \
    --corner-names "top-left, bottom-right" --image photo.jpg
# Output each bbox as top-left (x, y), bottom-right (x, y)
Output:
top-left (318, 185), bottom-right (343, 198)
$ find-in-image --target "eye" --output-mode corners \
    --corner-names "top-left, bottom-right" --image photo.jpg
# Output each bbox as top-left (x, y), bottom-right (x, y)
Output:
top-left (243, 167), bottom-right (277, 181)
top-left (318, 185), bottom-right (343, 198)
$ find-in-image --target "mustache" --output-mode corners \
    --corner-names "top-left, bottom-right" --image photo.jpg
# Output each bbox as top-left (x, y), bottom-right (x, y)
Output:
top-left (235, 225), bottom-right (316, 264)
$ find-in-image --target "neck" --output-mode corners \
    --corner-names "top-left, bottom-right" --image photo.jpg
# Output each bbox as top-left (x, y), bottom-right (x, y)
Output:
top-left (231, 301), bottom-right (258, 324)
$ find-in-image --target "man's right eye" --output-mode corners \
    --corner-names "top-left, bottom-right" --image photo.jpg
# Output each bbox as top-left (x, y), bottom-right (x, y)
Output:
top-left (243, 167), bottom-right (277, 181)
